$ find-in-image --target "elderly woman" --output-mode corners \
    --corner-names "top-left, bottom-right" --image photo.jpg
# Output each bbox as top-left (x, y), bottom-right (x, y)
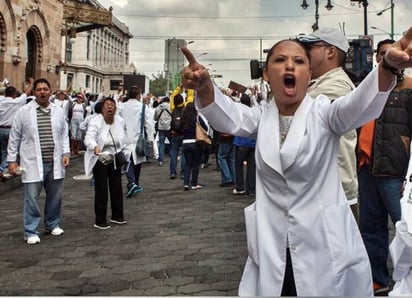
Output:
top-left (180, 28), bottom-right (412, 296)
top-left (84, 98), bottom-right (129, 230)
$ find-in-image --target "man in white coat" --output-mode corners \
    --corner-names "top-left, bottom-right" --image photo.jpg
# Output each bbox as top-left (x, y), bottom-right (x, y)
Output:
top-left (119, 86), bottom-right (153, 198)
top-left (180, 26), bottom-right (412, 296)
top-left (7, 78), bottom-right (70, 245)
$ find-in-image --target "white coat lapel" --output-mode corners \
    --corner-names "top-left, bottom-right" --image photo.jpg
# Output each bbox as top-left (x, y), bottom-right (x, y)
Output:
top-left (257, 100), bottom-right (283, 175)
top-left (280, 95), bottom-right (313, 171)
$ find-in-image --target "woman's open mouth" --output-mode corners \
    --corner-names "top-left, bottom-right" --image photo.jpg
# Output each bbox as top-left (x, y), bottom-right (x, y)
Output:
top-left (283, 74), bottom-right (296, 96)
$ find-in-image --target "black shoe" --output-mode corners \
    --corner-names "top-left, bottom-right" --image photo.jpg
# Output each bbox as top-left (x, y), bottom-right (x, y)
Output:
top-left (170, 174), bottom-right (177, 179)
top-left (220, 181), bottom-right (234, 187)
top-left (94, 223), bottom-right (111, 230)
top-left (110, 219), bottom-right (127, 225)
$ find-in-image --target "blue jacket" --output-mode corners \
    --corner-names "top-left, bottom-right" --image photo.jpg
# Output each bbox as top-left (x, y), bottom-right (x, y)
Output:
top-left (233, 136), bottom-right (256, 148)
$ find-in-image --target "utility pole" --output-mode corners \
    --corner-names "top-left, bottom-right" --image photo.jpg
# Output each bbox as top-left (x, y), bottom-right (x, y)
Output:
top-left (350, 0), bottom-right (368, 35)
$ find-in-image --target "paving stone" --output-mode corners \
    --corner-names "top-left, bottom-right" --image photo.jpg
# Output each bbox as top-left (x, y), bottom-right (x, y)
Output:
top-left (0, 155), bottom-right (276, 295)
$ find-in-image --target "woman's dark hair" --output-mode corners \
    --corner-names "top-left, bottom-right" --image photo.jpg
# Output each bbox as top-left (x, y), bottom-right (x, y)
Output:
top-left (94, 102), bottom-right (103, 114)
top-left (103, 97), bottom-right (116, 106)
top-left (174, 94), bottom-right (184, 106)
top-left (181, 102), bottom-right (197, 130)
top-left (240, 93), bottom-right (251, 107)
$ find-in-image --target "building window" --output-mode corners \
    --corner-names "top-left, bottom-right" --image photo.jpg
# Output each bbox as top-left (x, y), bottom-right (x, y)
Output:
top-left (85, 75), bottom-right (90, 88)
top-left (86, 32), bottom-right (91, 60)
top-left (67, 73), bottom-right (74, 88)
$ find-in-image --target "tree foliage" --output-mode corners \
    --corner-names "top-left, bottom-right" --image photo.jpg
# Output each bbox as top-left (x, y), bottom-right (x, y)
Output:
top-left (149, 72), bottom-right (168, 97)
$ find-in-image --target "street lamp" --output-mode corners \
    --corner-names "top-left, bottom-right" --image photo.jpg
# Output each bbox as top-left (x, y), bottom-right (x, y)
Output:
top-left (376, 0), bottom-right (394, 40)
top-left (371, 26), bottom-right (392, 38)
top-left (300, 0), bottom-right (334, 31)
top-left (195, 52), bottom-right (208, 58)
top-left (350, 0), bottom-right (369, 35)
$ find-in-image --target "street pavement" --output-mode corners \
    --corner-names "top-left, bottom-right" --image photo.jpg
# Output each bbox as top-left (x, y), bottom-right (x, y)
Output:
top-left (0, 155), bottom-right (396, 295)
top-left (0, 156), bottom-right (254, 296)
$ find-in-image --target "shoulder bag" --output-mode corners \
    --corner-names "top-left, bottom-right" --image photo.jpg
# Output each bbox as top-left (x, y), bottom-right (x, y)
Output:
top-left (195, 115), bottom-right (211, 146)
top-left (108, 129), bottom-right (127, 168)
top-left (135, 103), bottom-right (147, 156)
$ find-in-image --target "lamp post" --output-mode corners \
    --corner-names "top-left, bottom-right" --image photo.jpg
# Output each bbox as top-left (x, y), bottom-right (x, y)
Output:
top-left (371, 26), bottom-right (392, 38)
top-left (376, 0), bottom-right (394, 40)
top-left (350, 0), bottom-right (369, 35)
top-left (300, 0), bottom-right (334, 31)
top-left (195, 52), bottom-right (208, 59)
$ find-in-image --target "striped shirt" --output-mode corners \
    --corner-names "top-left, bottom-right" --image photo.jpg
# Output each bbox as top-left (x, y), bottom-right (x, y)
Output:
top-left (37, 107), bottom-right (54, 163)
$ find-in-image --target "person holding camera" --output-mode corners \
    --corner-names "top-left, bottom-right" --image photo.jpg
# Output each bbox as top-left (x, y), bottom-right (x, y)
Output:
top-left (84, 97), bottom-right (129, 230)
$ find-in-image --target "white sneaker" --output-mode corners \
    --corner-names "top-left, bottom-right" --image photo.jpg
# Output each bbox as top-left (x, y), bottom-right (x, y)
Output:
top-left (233, 189), bottom-right (246, 195)
top-left (26, 235), bottom-right (40, 244)
top-left (51, 227), bottom-right (64, 236)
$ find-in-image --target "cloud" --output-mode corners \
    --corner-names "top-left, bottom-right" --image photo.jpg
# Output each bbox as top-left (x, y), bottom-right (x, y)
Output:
top-left (97, 0), bottom-right (410, 88)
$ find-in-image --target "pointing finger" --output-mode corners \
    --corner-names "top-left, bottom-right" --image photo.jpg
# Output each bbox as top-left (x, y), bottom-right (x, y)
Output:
top-left (181, 47), bottom-right (197, 66)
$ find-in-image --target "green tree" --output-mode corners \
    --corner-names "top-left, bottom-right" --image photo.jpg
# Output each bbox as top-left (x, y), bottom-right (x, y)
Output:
top-left (149, 72), bottom-right (168, 97)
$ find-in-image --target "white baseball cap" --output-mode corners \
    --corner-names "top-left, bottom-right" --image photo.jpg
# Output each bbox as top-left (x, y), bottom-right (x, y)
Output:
top-left (296, 27), bottom-right (349, 53)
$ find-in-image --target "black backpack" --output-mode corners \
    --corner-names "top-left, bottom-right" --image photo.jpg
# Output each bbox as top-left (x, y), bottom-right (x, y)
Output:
top-left (171, 107), bottom-right (184, 133)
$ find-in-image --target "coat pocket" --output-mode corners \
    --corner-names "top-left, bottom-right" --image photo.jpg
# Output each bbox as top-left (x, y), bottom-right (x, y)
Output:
top-left (244, 202), bottom-right (259, 266)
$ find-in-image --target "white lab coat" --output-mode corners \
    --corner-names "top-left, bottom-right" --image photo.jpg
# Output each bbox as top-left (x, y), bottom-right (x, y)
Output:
top-left (389, 142), bottom-right (412, 296)
top-left (119, 99), bottom-right (153, 165)
top-left (83, 114), bottom-right (129, 176)
top-left (7, 100), bottom-right (70, 183)
top-left (197, 67), bottom-right (394, 296)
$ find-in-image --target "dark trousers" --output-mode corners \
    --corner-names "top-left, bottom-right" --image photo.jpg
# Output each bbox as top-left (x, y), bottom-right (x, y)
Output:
top-left (234, 146), bottom-right (256, 194)
top-left (182, 143), bottom-right (203, 186)
top-left (281, 248), bottom-right (297, 296)
top-left (93, 160), bottom-right (124, 225)
top-left (126, 156), bottom-right (142, 189)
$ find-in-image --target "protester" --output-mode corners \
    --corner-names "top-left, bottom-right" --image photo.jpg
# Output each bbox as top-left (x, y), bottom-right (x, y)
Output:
top-left (232, 94), bottom-right (256, 196)
top-left (8, 78), bottom-right (70, 244)
top-left (180, 26), bottom-right (412, 295)
top-left (180, 102), bottom-right (208, 190)
top-left (358, 38), bottom-right (412, 295)
top-left (154, 96), bottom-right (172, 166)
top-left (119, 86), bottom-right (152, 198)
top-left (0, 78), bottom-right (33, 180)
top-left (84, 98), bottom-right (129, 230)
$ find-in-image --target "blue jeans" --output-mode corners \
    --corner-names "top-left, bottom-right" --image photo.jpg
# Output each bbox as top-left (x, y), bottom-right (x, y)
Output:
top-left (358, 164), bottom-right (402, 287)
top-left (23, 162), bottom-right (64, 238)
top-left (157, 130), bottom-right (170, 163)
top-left (217, 143), bottom-right (235, 183)
top-left (169, 135), bottom-right (185, 176)
top-left (182, 143), bottom-right (203, 186)
top-left (0, 127), bottom-right (10, 173)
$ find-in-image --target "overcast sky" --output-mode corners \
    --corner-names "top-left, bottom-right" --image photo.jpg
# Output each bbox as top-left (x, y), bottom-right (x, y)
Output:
top-left (98, 0), bottom-right (411, 89)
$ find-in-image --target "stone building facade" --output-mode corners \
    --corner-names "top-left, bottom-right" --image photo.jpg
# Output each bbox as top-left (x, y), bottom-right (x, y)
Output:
top-left (61, 14), bottom-right (135, 95)
top-left (0, 0), bottom-right (64, 91)
top-left (0, 0), bottom-right (134, 94)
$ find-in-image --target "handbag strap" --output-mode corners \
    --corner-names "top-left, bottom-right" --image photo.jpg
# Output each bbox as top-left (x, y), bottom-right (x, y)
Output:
top-left (140, 103), bottom-right (146, 134)
top-left (108, 129), bottom-right (118, 153)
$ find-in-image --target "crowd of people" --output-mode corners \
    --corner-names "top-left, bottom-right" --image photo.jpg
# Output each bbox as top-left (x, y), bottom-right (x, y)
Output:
top-left (1, 25), bottom-right (412, 296)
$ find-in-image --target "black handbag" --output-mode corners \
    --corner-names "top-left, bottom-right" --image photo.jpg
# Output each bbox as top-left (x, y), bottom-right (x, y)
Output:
top-left (109, 129), bottom-right (128, 168)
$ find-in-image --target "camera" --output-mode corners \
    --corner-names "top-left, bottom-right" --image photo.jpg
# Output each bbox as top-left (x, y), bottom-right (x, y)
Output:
top-left (344, 37), bottom-right (374, 84)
